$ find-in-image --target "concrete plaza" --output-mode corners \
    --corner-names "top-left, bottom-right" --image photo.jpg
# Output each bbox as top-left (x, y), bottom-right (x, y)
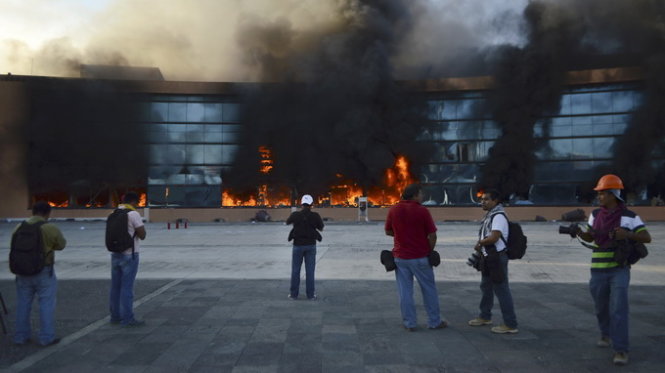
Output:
top-left (0, 220), bottom-right (664, 372)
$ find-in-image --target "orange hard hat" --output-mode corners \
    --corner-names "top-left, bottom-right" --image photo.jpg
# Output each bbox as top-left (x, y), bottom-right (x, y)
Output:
top-left (594, 174), bottom-right (624, 191)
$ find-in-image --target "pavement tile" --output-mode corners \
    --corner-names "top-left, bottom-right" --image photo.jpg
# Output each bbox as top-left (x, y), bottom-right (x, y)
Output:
top-left (1, 222), bottom-right (665, 372)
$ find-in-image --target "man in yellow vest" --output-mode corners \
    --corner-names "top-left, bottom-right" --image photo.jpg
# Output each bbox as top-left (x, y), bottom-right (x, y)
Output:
top-left (577, 174), bottom-right (651, 366)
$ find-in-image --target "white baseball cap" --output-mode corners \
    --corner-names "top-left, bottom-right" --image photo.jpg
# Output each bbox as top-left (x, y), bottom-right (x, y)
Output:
top-left (301, 194), bottom-right (314, 205)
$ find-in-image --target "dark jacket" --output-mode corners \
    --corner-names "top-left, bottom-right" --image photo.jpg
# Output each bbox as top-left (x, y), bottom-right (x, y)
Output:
top-left (287, 208), bottom-right (324, 245)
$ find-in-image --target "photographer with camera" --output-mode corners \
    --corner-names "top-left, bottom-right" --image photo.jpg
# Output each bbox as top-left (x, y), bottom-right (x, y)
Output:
top-left (467, 190), bottom-right (518, 334)
top-left (574, 174), bottom-right (651, 366)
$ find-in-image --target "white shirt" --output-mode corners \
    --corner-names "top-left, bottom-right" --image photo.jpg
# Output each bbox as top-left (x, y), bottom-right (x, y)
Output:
top-left (489, 213), bottom-right (509, 252)
top-left (118, 206), bottom-right (144, 254)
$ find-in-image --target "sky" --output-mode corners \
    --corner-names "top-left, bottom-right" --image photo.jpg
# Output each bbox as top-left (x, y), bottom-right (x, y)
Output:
top-left (0, 0), bottom-right (529, 81)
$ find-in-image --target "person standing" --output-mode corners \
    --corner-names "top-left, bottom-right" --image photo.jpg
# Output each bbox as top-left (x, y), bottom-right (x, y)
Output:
top-left (286, 194), bottom-right (324, 300)
top-left (108, 192), bottom-right (146, 326)
top-left (385, 184), bottom-right (446, 331)
top-left (11, 201), bottom-right (66, 346)
top-left (468, 189), bottom-right (518, 334)
top-left (577, 174), bottom-right (651, 366)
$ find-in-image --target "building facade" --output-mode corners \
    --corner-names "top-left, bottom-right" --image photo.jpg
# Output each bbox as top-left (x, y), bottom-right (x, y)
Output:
top-left (1, 67), bottom-right (663, 219)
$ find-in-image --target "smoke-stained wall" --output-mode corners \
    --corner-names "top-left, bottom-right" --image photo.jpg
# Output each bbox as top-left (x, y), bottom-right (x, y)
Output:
top-left (0, 81), bottom-right (30, 216)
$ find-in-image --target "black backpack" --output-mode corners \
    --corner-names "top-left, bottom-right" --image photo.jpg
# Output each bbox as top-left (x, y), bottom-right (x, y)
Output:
top-left (493, 212), bottom-right (528, 260)
top-left (105, 209), bottom-right (134, 253)
top-left (10, 221), bottom-right (47, 275)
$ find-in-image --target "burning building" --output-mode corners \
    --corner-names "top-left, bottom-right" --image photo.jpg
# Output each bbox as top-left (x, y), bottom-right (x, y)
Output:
top-left (0, 0), bottom-right (664, 221)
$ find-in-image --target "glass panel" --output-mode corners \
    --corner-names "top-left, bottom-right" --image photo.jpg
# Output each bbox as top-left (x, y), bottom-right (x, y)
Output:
top-left (571, 138), bottom-right (593, 159)
top-left (187, 124), bottom-right (205, 142)
top-left (150, 144), bottom-right (186, 164)
top-left (222, 103), bottom-right (239, 122)
top-left (572, 124), bottom-right (592, 136)
top-left (428, 100), bottom-right (445, 120)
top-left (183, 186), bottom-right (221, 207)
top-left (190, 166), bottom-right (222, 185)
top-left (475, 141), bottom-right (493, 161)
top-left (591, 114), bottom-right (613, 125)
top-left (593, 124), bottom-right (614, 136)
top-left (612, 90), bottom-right (635, 112)
top-left (166, 124), bottom-right (187, 142)
top-left (572, 115), bottom-right (592, 125)
top-left (591, 91), bottom-right (612, 114)
top-left (559, 94), bottom-right (572, 115)
top-left (570, 93), bottom-right (591, 115)
top-left (222, 125), bottom-right (241, 143)
top-left (187, 145), bottom-right (205, 164)
top-left (456, 99), bottom-right (478, 119)
top-left (204, 103), bottom-right (223, 122)
top-left (146, 124), bottom-right (168, 143)
top-left (220, 145), bottom-right (239, 164)
top-left (151, 102), bottom-right (168, 122)
top-left (204, 145), bottom-right (223, 163)
top-left (187, 103), bottom-right (205, 122)
top-left (168, 102), bottom-right (187, 122)
top-left (202, 126), bottom-right (223, 143)
top-left (592, 137), bottom-right (614, 158)
top-left (546, 139), bottom-right (572, 160)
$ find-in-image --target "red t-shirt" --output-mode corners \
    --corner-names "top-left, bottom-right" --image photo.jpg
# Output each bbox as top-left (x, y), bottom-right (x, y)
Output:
top-left (385, 200), bottom-right (437, 259)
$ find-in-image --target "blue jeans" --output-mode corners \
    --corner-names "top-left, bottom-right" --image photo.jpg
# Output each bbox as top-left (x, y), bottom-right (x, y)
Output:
top-left (479, 252), bottom-right (518, 328)
top-left (14, 266), bottom-right (58, 345)
top-left (589, 267), bottom-right (630, 352)
top-left (290, 245), bottom-right (316, 299)
top-left (394, 257), bottom-right (442, 328)
top-left (110, 253), bottom-right (140, 324)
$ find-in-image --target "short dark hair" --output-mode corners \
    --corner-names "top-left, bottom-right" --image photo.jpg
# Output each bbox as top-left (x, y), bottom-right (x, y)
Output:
top-left (401, 184), bottom-right (422, 200)
top-left (483, 189), bottom-right (502, 202)
top-left (123, 192), bottom-right (139, 204)
top-left (32, 201), bottom-right (52, 216)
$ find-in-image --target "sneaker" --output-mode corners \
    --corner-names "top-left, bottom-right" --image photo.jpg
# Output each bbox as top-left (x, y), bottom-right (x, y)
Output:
top-left (468, 318), bottom-right (492, 326)
top-left (403, 325), bottom-right (417, 332)
top-left (307, 295), bottom-right (318, 301)
top-left (429, 321), bottom-right (448, 330)
top-left (287, 294), bottom-right (297, 300)
top-left (597, 336), bottom-right (611, 347)
top-left (613, 352), bottom-right (629, 366)
top-left (122, 319), bottom-right (145, 328)
top-left (491, 324), bottom-right (519, 334)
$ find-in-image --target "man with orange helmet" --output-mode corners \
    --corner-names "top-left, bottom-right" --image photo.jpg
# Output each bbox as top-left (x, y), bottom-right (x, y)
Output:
top-left (577, 174), bottom-right (651, 366)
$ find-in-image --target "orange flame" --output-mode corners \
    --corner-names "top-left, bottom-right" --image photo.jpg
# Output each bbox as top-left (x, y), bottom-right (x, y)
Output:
top-left (48, 201), bottom-right (69, 208)
top-left (138, 193), bottom-right (147, 207)
top-left (258, 146), bottom-right (273, 174)
top-left (221, 154), bottom-right (415, 207)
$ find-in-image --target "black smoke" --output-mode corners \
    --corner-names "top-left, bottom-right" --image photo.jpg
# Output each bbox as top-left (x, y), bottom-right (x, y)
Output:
top-left (478, 1), bottom-right (586, 199)
top-left (479, 0), bottom-right (665, 201)
top-left (25, 78), bottom-right (148, 206)
top-left (227, 0), bottom-right (431, 202)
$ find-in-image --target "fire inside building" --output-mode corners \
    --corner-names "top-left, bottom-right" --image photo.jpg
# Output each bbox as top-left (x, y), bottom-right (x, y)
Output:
top-left (0, 64), bottom-right (663, 222)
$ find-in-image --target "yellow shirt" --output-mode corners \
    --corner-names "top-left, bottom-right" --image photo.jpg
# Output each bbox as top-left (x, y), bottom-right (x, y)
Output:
top-left (12, 216), bottom-right (67, 266)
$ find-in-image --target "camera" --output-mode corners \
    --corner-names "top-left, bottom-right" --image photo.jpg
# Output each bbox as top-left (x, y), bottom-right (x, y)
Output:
top-left (559, 222), bottom-right (591, 238)
top-left (466, 252), bottom-right (482, 270)
top-left (558, 223), bottom-right (580, 238)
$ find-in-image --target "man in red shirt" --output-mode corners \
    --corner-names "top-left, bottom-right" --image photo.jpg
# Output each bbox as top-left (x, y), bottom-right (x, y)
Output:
top-left (385, 184), bottom-right (447, 331)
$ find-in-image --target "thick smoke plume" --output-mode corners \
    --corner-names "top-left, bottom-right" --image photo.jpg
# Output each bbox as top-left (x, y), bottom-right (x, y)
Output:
top-left (25, 79), bottom-right (148, 205)
top-left (478, 1), bottom-right (585, 199)
top-left (227, 0), bottom-right (431, 201)
top-left (479, 0), bottom-right (665, 200)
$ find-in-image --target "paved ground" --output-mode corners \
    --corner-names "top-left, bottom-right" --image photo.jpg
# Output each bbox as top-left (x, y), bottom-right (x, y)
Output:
top-left (0, 220), bottom-right (664, 372)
